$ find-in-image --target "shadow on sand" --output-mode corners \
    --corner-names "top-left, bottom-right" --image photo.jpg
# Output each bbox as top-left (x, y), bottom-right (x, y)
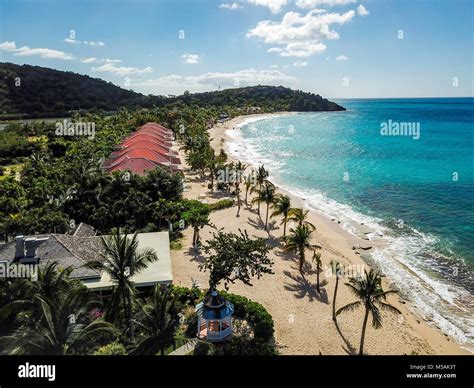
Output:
top-left (283, 270), bottom-right (329, 303)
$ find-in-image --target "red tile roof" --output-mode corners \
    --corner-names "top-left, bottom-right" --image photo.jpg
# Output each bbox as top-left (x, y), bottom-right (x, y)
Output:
top-left (103, 122), bottom-right (182, 176)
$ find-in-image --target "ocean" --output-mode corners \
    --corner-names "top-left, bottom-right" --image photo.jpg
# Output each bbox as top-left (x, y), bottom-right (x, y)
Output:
top-left (226, 98), bottom-right (474, 352)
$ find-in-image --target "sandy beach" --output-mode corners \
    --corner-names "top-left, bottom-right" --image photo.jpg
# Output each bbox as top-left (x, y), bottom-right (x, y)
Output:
top-left (171, 114), bottom-right (469, 355)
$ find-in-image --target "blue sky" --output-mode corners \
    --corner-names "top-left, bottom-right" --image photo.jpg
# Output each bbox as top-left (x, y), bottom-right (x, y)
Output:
top-left (0, 0), bottom-right (472, 98)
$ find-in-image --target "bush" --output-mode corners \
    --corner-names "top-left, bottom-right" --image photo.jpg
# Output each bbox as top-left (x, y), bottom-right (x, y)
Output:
top-left (220, 291), bottom-right (275, 342)
top-left (194, 341), bottom-right (212, 355)
top-left (94, 342), bottom-right (127, 355)
top-left (212, 336), bottom-right (276, 356)
top-left (209, 199), bottom-right (234, 211)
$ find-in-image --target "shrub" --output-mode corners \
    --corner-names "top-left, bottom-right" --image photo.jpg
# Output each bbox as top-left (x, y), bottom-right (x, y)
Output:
top-left (194, 341), bottom-right (212, 355)
top-left (94, 342), bottom-right (127, 356)
top-left (208, 199), bottom-right (234, 211)
top-left (212, 336), bottom-right (276, 356)
top-left (220, 291), bottom-right (275, 342)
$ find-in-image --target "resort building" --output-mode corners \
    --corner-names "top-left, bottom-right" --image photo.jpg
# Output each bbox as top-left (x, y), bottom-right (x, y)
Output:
top-left (0, 228), bottom-right (173, 292)
top-left (103, 122), bottom-right (182, 176)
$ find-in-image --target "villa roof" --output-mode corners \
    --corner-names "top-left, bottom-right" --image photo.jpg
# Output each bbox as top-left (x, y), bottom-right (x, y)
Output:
top-left (0, 232), bottom-right (173, 289)
top-left (103, 122), bottom-right (181, 176)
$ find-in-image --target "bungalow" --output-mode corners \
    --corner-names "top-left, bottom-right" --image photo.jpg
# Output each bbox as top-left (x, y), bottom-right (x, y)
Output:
top-left (0, 229), bottom-right (173, 293)
top-left (103, 122), bottom-right (182, 177)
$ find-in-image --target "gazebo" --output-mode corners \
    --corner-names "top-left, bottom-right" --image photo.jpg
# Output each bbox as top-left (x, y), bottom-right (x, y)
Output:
top-left (195, 290), bottom-right (234, 342)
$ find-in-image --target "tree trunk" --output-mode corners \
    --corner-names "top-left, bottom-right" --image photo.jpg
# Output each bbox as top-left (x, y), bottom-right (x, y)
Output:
top-left (245, 188), bottom-right (248, 205)
top-left (332, 276), bottom-right (339, 321)
top-left (359, 307), bottom-right (370, 355)
top-left (236, 186), bottom-right (241, 217)
top-left (316, 262), bottom-right (320, 293)
top-left (283, 218), bottom-right (287, 237)
top-left (265, 202), bottom-right (269, 229)
top-left (192, 227), bottom-right (197, 246)
top-left (299, 249), bottom-right (305, 276)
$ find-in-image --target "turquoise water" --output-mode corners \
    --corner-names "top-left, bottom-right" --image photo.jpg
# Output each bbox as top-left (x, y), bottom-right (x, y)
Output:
top-left (228, 98), bottom-right (474, 350)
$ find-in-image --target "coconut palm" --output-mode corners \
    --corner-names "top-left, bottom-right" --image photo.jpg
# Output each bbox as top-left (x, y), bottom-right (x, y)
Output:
top-left (271, 194), bottom-right (291, 237)
top-left (244, 178), bottom-right (252, 206)
top-left (0, 287), bottom-right (115, 355)
top-left (288, 207), bottom-right (316, 230)
top-left (312, 250), bottom-right (323, 293)
top-left (131, 285), bottom-right (179, 355)
top-left (251, 181), bottom-right (276, 230)
top-left (253, 165), bottom-right (269, 215)
top-left (85, 229), bottom-right (158, 341)
top-left (233, 161), bottom-right (247, 217)
top-left (336, 269), bottom-right (401, 355)
top-left (283, 224), bottom-right (316, 276)
top-left (330, 260), bottom-right (344, 321)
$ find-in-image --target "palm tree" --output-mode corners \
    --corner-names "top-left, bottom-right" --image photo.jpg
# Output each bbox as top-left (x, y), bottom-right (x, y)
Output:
top-left (312, 250), bottom-right (323, 293)
top-left (234, 161), bottom-right (247, 217)
top-left (271, 194), bottom-right (291, 236)
top-left (330, 260), bottom-right (344, 321)
top-left (288, 207), bottom-right (316, 230)
top-left (283, 224), bottom-right (315, 276)
top-left (253, 165), bottom-right (269, 215)
top-left (85, 230), bottom-right (158, 341)
top-left (336, 269), bottom-right (401, 355)
top-left (251, 181), bottom-right (276, 230)
top-left (244, 178), bottom-right (252, 206)
top-left (132, 285), bottom-right (179, 355)
top-left (1, 287), bottom-right (115, 355)
top-left (0, 262), bottom-right (76, 324)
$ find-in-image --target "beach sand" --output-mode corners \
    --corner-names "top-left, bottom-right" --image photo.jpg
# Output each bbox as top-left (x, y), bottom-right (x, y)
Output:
top-left (171, 114), bottom-right (469, 355)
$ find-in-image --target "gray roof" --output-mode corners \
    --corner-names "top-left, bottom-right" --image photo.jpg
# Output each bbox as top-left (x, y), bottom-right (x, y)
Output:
top-left (73, 222), bottom-right (97, 237)
top-left (0, 234), bottom-right (101, 279)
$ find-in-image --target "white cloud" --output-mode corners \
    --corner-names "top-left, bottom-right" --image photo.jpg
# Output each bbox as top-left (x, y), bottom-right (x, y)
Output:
top-left (293, 61), bottom-right (308, 67)
top-left (247, 0), bottom-right (288, 14)
top-left (181, 53), bottom-right (201, 64)
top-left (81, 57), bottom-right (98, 63)
top-left (219, 2), bottom-right (243, 9)
top-left (131, 68), bottom-right (296, 93)
top-left (0, 41), bottom-right (75, 60)
top-left (65, 38), bottom-right (105, 46)
top-left (91, 62), bottom-right (152, 76)
top-left (357, 4), bottom-right (369, 16)
top-left (247, 9), bottom-right (355, 57)
top-left (296, 0), bottom-right (355, 8)
top-left (270, 64), bottom-right (278, 68)
top-left (84, 40), bottom-right (105, 46)
top-left (81, 57), bottom-right (122, 64)
top-left (336, 54), bottom-right (348, 61)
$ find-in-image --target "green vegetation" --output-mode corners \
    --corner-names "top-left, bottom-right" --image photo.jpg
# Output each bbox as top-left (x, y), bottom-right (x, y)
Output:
top-left (200, 228), bottom-right (274, 290)
top-left (0, 63), bottom-right (345, 120)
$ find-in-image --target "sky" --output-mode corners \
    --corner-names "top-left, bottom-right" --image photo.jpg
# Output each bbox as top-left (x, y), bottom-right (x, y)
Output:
top-left (0, 0), bottom-right (472, 98)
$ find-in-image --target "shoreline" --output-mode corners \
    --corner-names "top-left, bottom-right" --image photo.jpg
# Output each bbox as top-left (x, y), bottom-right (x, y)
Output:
top-left (172, 113), bottom-right (469, 355)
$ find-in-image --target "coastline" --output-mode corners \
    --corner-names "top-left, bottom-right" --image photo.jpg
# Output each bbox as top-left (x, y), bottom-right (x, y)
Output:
top-left (172, 113), bottom-right (469, 355)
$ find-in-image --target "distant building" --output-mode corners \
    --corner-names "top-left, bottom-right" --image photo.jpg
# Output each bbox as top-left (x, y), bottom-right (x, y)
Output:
top-left (0, 231), bottom-right (173, 293)
top-left (103, 122), bottom-right (182, 176)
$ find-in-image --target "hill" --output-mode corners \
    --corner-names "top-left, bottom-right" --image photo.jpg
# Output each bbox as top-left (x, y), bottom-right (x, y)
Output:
top-left (0, 63), bottom-right (344, 119)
